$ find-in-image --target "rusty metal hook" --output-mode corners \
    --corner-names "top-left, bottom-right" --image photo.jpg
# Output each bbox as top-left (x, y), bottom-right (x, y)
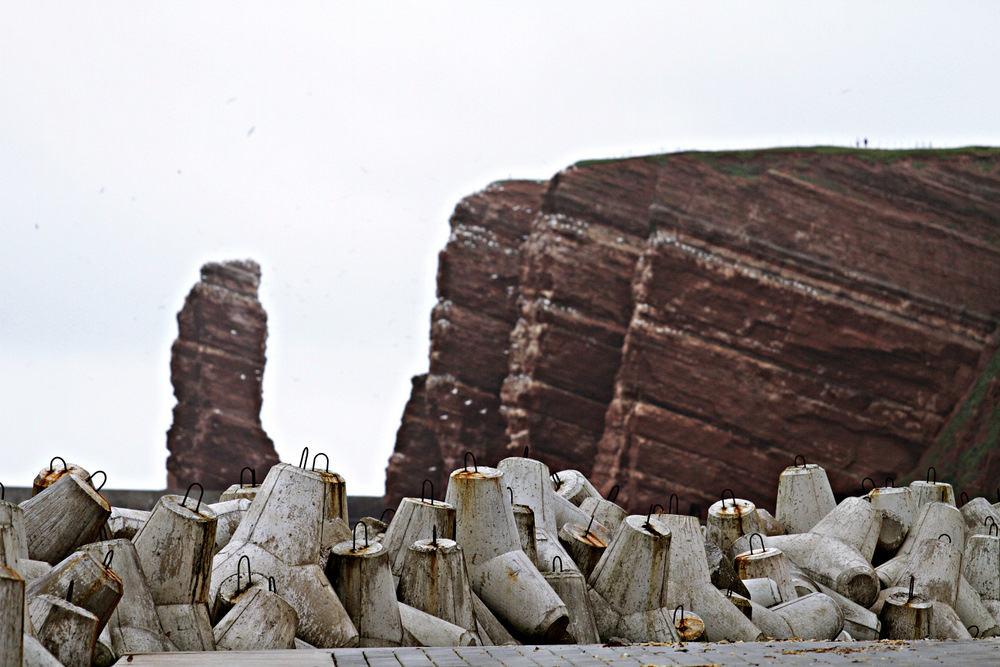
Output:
top-left (939, 533), bottom-right (952, 544)
top-left (644, 505), bottom-right (655, 533)
top-left (268, 576), bottom-right (277, 593)
top-left (379, 508), bottom-right (395, 523)
top-left (794, 455), bottom-right (806, 467)
top-left (49, 456), bottom-right (67, 472)
top-left (240, 467), bottom-right (256, 488)
top-left (0, 481), bottom-right (4, 501)
top-left (181, 482), bottom-right (204, 513)
top-left (67, 580), bottom-right (74, 603)
top-left (237, 554), bottom-right (252, 593)
top-left (987, 517), bottom-right (998, 537)
top-left (749, 533), bottom-right (765, 555)
top-left (668, 493), bottom-right (679, 515)
top-left (861, 477), bottom-right (875, 494)
top-left (353, 522), bottom-right (369, 551)
top-left (721, 489), bottom-right (736, 509)
top-left (432, 524), bottom-right (438, 548)
top-left (463, 451), bottom-right (477, 473)
top-left (926, 466), bottom-right (936, 484)
top-left (507, 486), bottom-right (514, 505)
top-left (312, 452), bottom-right (329, 473)
top-left (102, 550), bottom-right (114, 570)
top-left (298, 447), bottom-right (309, 469)
top-left (969, 624), bottom-right (980, 638)
top-left (606, 484), bottom-right (619, 503)
top-left (673, 604), bottom-right (685, 626)
top-left (85, 470), bottom-right (106, 493)
top-left (522, 445), bottom-right (529, 458)
top-left (421, 479), bottom-right (435, 506)
top-left (551, 472), bottom-right (561, 489)
top-left (960, 491), bottom-right (969, 507)
top-left (908, 575), bottom-right (915, 602)
top-left (586, 507), bottom-right (597, 536)
top-left (884, 477), bottom-right (894, 488)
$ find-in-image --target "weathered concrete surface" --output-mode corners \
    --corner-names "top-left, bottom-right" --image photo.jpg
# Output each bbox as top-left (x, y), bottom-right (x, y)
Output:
top-left (386, 149), bottom-right (1000, 515)
top-left (115, 639), bottom-right (1000, 666)
top-left (166, 260), bottom-right (280, 490)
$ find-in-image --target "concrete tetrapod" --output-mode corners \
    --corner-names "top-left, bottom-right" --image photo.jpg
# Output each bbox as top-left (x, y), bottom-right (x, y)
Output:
top-left (774, 462), bottom-right (836, 534)
top-left (511, 504), bottom-right (538, 566)
top-left (879, 588), bottom-right (933, 639)
top-left (587, 515), bottom-right (679, 643)
top-left (210, 558), bottom-right (269, 623)
top-left (496, 457), bottom-right (559, 534)
top-left (397, 538), bottom-right (479, 639)
top-left (768, 592), bottom-right (844, 640)
top-left (579, 496), bottom-right (627, 534)
top-left (22, 633), bottom-right (61, 667)
top-left (543, 560), bottom-right (600, 643)
top-left (79, 540), bottom-right (176, 656)
top-left (893, 537), bottom-right (962, 606)
top-left (213, 541), bottom-right (358, 648)
top-left (963, 531), bottom-right (1000, 600)
top-left (213, 584), bottom-right (298, 651)
top-left (25, 550), bottom-right (123, 635)
top-left (765, 533), bottom-right (879, 607)
top-left (813, 581), bottom-right (881, 641)
top-left (705, 542), bottom-right (750, 599)
top-left (552, 469), bottom-right (600, 507)
top-left (954, 574), bottom-right (1000, 637)
top-left (706, 495), bottom-right (762, 554)
top-left (733, 537), bottom-right (798, 604)
top-left (726, 533), bottom-right (819, 598)
top-left (326, 536), bottom-right (403, 647)
top-left (444, 464), bottom-right (569, 642)
top-left (867, 485), bottom-right (916, 552)
top-left (809, 496), bottom-right (882, 562)
top-left (651, 514), bottom-right (762, 642)
top-left (0, 499), bottom-right (29, 562)
top-left (741, 577), bottom-right (783, 607)
top-left (27, 594), bottom-right (99, 667)
top-left (154, 603), bottom-right (215, 651)
top-left (99, 508), bottom-right (150, 542)
top-left (397, 602), bottom-right (478, 647)
top-left (380, 496), bottom-right (456, 579)
top-left (558, 521), bottom-right (611, 578)
top-left (20, 473), bottom-right (111, 564)
top-left (961, 497), bottom-right (1000, 537)
top-left (31, 461), bottom-right (90, 496)
top-left (1, 565), bottom-right (24, 667)
top-left (132, 492), bottom-right (217, 605)
top-left (910, 477), bottom-right (956, 508)
top-left (208, 498), bottom-right (250, 556)
top-left (211, 462), bottom-right (358, 648)
top-left (876, 501), bottom-right (967, 587)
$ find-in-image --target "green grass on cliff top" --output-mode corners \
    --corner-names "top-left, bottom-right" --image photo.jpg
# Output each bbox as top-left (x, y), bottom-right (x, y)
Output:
top-left (572, 145), bottom-right (1000, 168)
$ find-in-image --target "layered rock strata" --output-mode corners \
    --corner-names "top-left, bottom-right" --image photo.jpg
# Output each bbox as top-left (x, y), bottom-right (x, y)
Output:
top-left (386, 148), bottom-right (1000, 514)
top-left (166, 260), bottom-right (279, 490)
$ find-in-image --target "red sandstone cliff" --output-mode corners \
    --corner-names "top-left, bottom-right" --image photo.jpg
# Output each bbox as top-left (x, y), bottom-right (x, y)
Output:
top-left (166, 260), bottom-right (280, 490)
top-left (385, 148), bottom-right (1000, 514)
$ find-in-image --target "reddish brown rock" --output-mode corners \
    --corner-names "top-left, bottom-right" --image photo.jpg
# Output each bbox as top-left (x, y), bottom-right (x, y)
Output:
top-left (166, 260), bottom-right (279, 490)
top-left (386, 148), bottom-right (1000, 515)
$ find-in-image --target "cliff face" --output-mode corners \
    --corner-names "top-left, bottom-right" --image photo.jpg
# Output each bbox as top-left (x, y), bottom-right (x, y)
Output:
top-left (166, 260), bottom-right (280, 490)
top-left (385, 148), bottom-right (1000, 513)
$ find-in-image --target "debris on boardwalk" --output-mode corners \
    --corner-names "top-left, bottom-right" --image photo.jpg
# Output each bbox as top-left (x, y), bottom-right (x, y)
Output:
top-left (2, 454), bottom-right (999, 666)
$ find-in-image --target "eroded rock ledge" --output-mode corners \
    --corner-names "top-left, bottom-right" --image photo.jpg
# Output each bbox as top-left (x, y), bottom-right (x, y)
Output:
top-left (386, 148), bottom-right (1000, 514)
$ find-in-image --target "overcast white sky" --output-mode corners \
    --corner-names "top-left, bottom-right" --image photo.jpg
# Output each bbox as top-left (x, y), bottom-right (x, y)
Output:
top-left (2, 2), bottom-right (998, 495)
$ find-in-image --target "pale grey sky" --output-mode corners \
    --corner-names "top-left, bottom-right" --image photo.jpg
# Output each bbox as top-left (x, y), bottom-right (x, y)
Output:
top-left (2, 2), bottom-right (998, 494)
